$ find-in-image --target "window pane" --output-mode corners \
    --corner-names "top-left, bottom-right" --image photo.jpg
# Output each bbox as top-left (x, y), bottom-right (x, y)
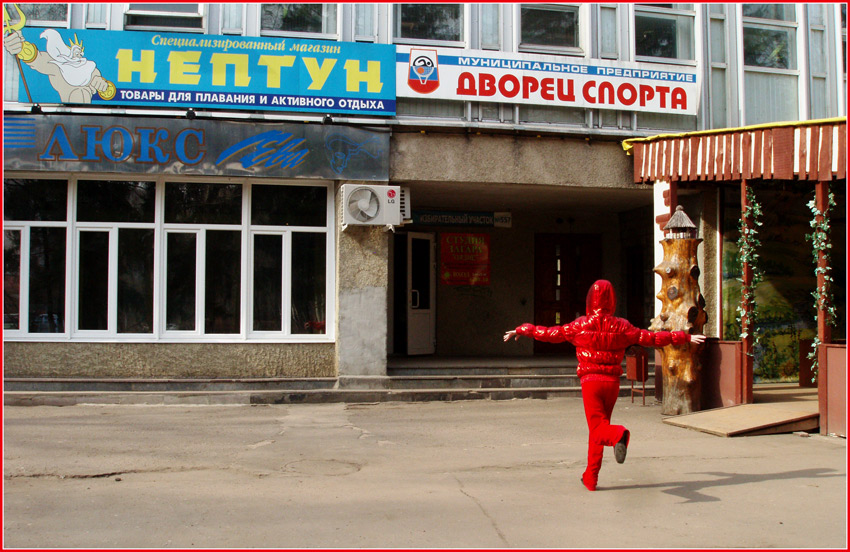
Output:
top-left (221, 3), bottom-right (243, 31)
top-left (744, 71), bottom-right (798, 124)
top-left (129, 3), bottom-right (199, 13)
top-left (166, 233), bottom-right (197, 331)
top-left (86, 4), bottom-right (108, 25)
top-left (355, 4), bottom-right (375, 37)
top-left (125, 14), bottom-right (203, 29)
top-left (635, 13), bottom-right (694, 60)
top-left (165, 182), bottom-right (242, 224)
top-left (205, 230), bottom-right (241, 333)
top-left (521, 5), bottom-right (578, 48)
top-left (809, 28), bottom-right (826, 74)
top-left (126, 3), bottom-right (202, 29)
top-left (4, 230), bottom-right (21, 330)
top-left (291, 233), bottom-right (325, 334)
top-left (711, 67), bottom-right (728, 128)
top-left (78, 231), bottom-right (109, 331)
top-left (396, 4), bottom-right (462, 42)
top-left (261, 4), bottom-right (336, 34)
top-left (118, 229), bottom-right (154, 333)
top-left (77, 181), bottom-right (156, 223)
top-left (18, 3), bottom-right (67, 22)
top-left (253, 234), bottom-right (283, 331)
top-left (29, 227), bottom-right (65, 333)
top-left (710, 19), bottom-right (726, 62)
top-left (742, 4), bottom-right (796, 22)
top-left (4, 179), bottom-right (67, 222)
top-left (251, 185), bottom-right (326, 227)
top-left (600, 6), bottom-right (618, 57)
top-left (743, 26), bottom-right (795, 69)
top-left (519, 104), bottom-right (585, 125)
top-left (811, 77), bottom-right (827, 119)
top-left (480, 4), bottom-right (500, 49)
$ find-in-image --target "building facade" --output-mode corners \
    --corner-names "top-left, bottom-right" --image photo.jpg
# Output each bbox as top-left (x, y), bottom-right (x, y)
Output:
top-left (3, 3), bottom-right (846, 383)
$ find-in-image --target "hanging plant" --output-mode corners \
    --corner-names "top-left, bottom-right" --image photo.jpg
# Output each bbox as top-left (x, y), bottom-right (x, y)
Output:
top-left (735, 186), bottom-right (763, 355)
top-left (805, 188), bottom-right (837, 382)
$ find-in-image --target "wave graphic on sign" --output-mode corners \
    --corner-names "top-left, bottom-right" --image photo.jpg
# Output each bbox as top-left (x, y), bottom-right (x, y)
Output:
top-left (3, 117), bottom-right (36, 149)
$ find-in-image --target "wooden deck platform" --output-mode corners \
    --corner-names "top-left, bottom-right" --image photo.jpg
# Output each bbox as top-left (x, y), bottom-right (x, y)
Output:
top-left (663, 384), bottom-right (819, 437)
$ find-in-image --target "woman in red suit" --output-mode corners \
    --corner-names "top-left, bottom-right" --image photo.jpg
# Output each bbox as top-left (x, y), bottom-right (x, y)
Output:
top-left (504, 279), bottom-right (705, 491)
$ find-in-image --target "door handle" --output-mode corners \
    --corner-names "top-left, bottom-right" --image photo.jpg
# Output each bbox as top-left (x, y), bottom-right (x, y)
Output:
top-left (411, 289), bottom-right (420, 309)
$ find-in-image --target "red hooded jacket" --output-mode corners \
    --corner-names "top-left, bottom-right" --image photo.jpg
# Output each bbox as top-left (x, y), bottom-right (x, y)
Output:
top-left (515, 280), bottom-right (690, 381)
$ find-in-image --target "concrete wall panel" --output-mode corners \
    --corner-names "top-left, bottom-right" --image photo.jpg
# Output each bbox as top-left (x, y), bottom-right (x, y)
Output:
top-left (391, 133), bottom-right (632, 188)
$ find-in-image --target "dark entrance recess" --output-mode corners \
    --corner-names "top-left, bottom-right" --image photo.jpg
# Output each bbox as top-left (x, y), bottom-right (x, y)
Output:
top-left (533, 233), bottom-right (602, 355)
top-left (392, 234), bottom-right (407, 355)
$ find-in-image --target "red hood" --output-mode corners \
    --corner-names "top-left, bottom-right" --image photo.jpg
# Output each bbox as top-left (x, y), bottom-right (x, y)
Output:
top-left (585, 279), bottom-right (616, 316)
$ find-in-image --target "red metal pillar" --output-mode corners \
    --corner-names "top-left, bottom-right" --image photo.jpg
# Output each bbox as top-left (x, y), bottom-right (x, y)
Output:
top-left (815, 181), bottom-right (833, 346)
top-left (740, 179), bottom-right (754, 404)
top-left (815, 181), bottom-right (832, 431)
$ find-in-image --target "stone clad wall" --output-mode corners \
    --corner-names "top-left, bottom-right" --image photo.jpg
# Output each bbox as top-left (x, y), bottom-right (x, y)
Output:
top-left (335, 183), bottom-right (390, 376)
top-left (2, 342), bottom-right (335, 378)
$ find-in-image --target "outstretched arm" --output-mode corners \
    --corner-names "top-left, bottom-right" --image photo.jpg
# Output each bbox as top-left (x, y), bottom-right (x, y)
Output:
top-left (505, 322), bottom-right (579, 344)
top-left (503, 330), bottom-right (518, 342)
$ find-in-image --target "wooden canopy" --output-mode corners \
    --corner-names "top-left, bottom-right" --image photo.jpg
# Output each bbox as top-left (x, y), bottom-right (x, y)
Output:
top-left (623, 117), bottom-right (846, 184)
top-left (622, 117), bottom-right (846, 406)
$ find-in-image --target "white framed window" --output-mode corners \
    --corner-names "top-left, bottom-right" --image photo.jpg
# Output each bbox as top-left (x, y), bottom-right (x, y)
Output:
top-left (479, 4), bottom-right (501, 50)
top-left (11, 3), bottom-right (69, 27)
top-left (741, 3), bottom-right (799, 124)
top-left (708, 5), bottom-right (731, 129)
top-left (260, 4), bottom-right (339, 40)
top-left (742, 4), bottom-right (797, 70)
top-left (84, 3), bottom-right (108, 29)
top-left (393, 3), bottom-right (466, 47)
top-left (3, 178), bottom-right (70, 336)
top-left (220, 3), bottom-right (245, 35)
top-left (634, 4), bottom-right (695, 62)
top-left (518, 3), bottom-right (584, 56)
top-left (598, 4), bottom-right (619, 59)
top-left (3, 176), bottom-right (335, 343)
top-left (124, 3), bottom-right (205, 33)
top-left (72, 179), bottom-right (157, 337)
top-left (353, 4), bottom-right (377, 42)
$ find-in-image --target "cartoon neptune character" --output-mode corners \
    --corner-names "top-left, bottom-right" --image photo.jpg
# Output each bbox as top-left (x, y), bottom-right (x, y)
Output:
top-left (3, 4), bottom-right (115, 103)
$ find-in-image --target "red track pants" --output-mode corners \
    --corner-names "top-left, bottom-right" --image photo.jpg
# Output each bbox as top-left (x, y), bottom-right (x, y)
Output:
top-left (580, 379), bottom-right (628, 484)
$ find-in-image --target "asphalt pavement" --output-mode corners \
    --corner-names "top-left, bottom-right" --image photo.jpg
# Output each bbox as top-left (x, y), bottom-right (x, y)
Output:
top-left (2, 397), bottom-right (847, 549)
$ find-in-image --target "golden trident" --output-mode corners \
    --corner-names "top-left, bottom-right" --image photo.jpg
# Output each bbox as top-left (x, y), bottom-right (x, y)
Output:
top-left (4, 3), bottom-right (33, 102)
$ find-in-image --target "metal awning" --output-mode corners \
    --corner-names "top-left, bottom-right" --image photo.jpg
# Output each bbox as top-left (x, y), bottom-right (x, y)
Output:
top-left (622, 117), bottom-right (847, 184)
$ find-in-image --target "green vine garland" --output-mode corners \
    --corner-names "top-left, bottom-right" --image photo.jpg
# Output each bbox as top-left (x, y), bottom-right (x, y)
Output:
top-left (736, 186), bottom-right (764, 355)
top-left (805, 188), bottom-right (837, 382)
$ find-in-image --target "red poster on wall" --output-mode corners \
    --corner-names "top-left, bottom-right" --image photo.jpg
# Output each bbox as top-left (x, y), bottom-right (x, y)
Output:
top-left (440, 233), bottom-right (490, 286)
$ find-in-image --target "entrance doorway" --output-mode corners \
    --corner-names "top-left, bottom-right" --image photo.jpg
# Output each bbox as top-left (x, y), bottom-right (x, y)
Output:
top-left (392, 232), bottom-right (436, 355)
top-left (533, 234), bottom-right (602, 355)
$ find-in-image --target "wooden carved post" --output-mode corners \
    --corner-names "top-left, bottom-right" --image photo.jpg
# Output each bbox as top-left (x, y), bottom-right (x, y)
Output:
top-left (650, 206), bottom-right (708, 415)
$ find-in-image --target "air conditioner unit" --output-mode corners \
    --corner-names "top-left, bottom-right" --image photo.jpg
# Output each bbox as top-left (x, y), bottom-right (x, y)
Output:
top-left (341, 184), bottom-right (401, 227)
top-left (399, 187), bottom-right (411, 223)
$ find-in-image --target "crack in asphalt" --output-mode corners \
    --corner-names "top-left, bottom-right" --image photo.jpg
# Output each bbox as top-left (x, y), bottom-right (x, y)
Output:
top-left (4, 467), bottom-right (206, 480)
top-left (454, 475), bottom-right (510, 547)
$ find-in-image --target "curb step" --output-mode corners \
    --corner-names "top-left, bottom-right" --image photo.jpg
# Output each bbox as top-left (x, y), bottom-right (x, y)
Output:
top-left (3, 383), bottom-right (656, 407)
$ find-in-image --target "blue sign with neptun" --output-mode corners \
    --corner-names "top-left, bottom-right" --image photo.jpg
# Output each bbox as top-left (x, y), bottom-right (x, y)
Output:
top-left (3, 18), bottom-right (396, 115)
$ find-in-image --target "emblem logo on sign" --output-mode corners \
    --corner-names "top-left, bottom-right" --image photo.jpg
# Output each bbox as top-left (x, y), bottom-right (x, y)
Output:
top-left (407, 49), bottom-right (439, 94)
